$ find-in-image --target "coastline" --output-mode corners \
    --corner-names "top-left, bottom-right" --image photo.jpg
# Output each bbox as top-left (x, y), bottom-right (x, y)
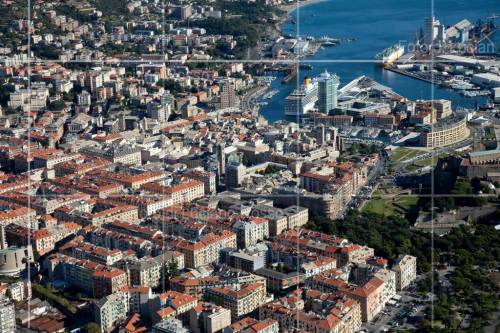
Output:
top-left (275, 0), bottom-right (328, 37)
top-left (280, 0), bottom-right (328, 15)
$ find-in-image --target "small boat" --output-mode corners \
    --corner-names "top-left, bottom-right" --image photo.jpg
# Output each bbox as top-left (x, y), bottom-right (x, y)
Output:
top-left (479, 103), bottom-right (494, 111)
top-left (451, 82), bottom-right (474, 90)
top-left (322, 41), bottom-right (337, 47)
top-left (262, 89), bottom-right (279, 99)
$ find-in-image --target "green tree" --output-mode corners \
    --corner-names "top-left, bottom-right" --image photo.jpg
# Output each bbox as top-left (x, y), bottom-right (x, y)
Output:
top-left (33, 45), bottom-right (61, 60)
top-left (167, 260), bottom-right (180, 278)
top-left (434, 196), bottom-right (455, 212)
top-left (451, 179), bottom-right (478, 206)
top-left (49, 100), bottom-right (66, 111)
top-left (157, 260), bottom-right (181, 292)
top-left (82, 322), bottom-right (100, 333)
top-left (369, 144), bottom-right (378, 154)
top-left (349, 143), bottom-right (359, 154)
top-left (0, 81), bottom-right (11, 107)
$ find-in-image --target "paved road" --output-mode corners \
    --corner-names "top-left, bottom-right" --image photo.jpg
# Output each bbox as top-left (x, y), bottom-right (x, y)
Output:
top-left (392, 133), bottom-right (475, 175)
top-left (347, 150), bottom-right (389, 214)
top-left (241, 85), bottom-right (267, 115)
top-left (362, 278), bottom-right (428, 332)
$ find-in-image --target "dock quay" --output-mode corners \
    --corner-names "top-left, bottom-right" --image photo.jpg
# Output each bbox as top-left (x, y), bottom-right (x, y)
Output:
top-left (384, 66), bottom-right (443, 85)
top-left (282, 64), bottom-right (298, 84)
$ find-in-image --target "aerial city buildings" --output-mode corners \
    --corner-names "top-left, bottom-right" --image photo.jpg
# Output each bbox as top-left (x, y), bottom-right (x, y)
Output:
top-left (0, 0), bottom-right (497, 331)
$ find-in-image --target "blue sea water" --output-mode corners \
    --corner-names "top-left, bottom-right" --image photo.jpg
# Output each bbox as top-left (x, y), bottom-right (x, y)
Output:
top-left (259, 0), bottom-right (500, 122)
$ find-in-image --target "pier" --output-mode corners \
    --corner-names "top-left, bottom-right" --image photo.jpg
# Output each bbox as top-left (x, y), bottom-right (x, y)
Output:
top-left (384, 66), bottom-right (443, 85)
top-left (281, 64), bottom-right (298, 84)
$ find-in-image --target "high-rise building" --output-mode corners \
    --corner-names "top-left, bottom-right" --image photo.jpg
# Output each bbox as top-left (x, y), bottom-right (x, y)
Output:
top-left (317, 70), bottom-right (340, 114)
top-left (0, 302), bottom-right (15, 333)
top-left (148, 103), bottom-right (170, 123)
top-left (225, 154), bottom-right (246, 190)
top-left (76, 90), bottom-right (91, 106)
top-left (219, 81), bottom-right (238, 109)
top-left (146, 91), bottom-right (173, 122)
top-left (175, 5), bottom-right (193, 20)
top-left (217, 143), bottom-right (226, 176)
top-left (314, 124), bottom-right (326, 145)
top-left (84, 72), bottom-right (103, 92)
top-left (423, 17), bottom-right (445, 46)
top-left (424, 17), bottom-right (437, 45)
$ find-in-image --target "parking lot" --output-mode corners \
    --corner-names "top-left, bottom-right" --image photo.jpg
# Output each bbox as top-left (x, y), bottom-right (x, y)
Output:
top-left (361, 282), bottom-right (429, 332)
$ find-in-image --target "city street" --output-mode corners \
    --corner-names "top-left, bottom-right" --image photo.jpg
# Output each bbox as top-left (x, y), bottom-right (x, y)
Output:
top-left (362, 280), bottom-right (428, 332)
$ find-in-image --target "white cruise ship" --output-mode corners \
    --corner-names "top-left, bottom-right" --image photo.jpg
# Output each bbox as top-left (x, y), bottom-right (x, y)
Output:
top-left (375, 44), bottom-right (405, 66)
top-left (284, 77), bottom-right (318, 117)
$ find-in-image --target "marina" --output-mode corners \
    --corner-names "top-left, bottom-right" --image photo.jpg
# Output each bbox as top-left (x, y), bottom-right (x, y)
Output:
top-left (262, 89), bottom-right (280, 99)
top-left (258, 0), bottom-right (498, 122)
top-left (460, 90), bottom-right (491, 97)
top-left (281, 64), bottom-right (299, 84)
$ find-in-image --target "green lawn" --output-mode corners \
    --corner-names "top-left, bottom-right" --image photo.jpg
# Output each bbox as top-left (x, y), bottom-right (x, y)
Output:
top-left (362, 199), bottom-right (394, 217)
top-left (414, 157), bottom-right (434, 167)
top-left (389, 147), bottom-right (427, 163)
top-left (404, 153), bottom-right (449, 172)
top-left (397, 195), bottom-right (419, 210)
top-left (362, 195), bottom-right (418, 217)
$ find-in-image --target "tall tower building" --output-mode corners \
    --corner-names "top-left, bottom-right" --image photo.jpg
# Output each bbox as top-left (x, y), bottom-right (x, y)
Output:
top-left (318, 70), bottom-right (340, 114)
top-left (423, 17), bottom-right (443, 46)
top-left (225, 154), bottom-right (245, 190)
top-left (219, 80), bottom-right (238, 109)
top-left (315, 124), bottom-right (326, 146)
top-left (217, 143), bottom-right (226, 175)
top-left (161, 91), bottom-right (175, 109)
top-left (329, 127), bottom-right (338, 151)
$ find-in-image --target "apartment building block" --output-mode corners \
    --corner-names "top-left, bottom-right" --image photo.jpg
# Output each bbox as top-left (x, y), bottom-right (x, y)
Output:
top-left (392, 255), bottom-right (417, 291)
top-left (206, 282), bottom-right (266, 320)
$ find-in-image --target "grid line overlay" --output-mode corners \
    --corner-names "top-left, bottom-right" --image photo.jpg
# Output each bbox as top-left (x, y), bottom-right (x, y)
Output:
top-left (430, 0), bottom-right (436, 326)
top-left (15, 0), bottom-right (498, 331)
top-left (27, 0), bottom-right (32, 327)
